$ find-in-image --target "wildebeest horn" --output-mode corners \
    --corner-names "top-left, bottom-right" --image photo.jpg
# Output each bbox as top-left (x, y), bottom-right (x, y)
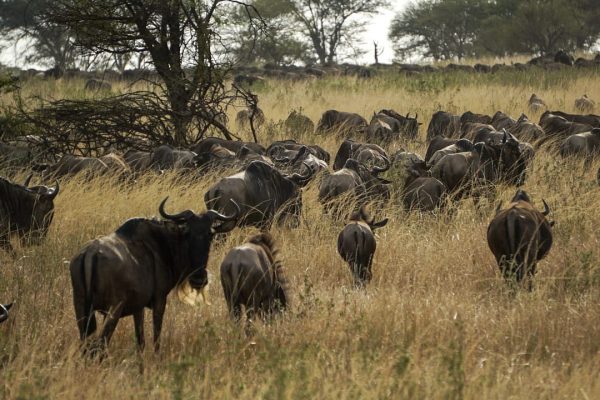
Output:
top-left (206, 199), bottom-right (240, 222)
top-left (405, 112), bottom-right (409, 118)
top-left (371, 157), bottom-right (390, 174)
top-left (415, 113), bottom-right (418, 120)
top-left (159, 197), bottom-right (194, 221)
top-left (495, 202), bottom-right (502, 214)
top-left (542, 199), bottom-right (550, 216)
top-left (23, 174), bottom-right (33, 187)
top-left (47, 180), bottom-right (60, 199)
top-left (0, 303), bottom-right (12, 323)
top-left (288, 162), bottom-right (313, 184)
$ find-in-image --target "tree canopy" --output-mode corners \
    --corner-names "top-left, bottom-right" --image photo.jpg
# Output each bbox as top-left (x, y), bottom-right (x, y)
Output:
top-left (389, 0), bottom-right (600, 61)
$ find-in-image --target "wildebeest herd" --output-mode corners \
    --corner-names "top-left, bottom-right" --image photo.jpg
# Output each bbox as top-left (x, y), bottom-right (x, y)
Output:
top-left (1, 94), bottom-right (598, 356)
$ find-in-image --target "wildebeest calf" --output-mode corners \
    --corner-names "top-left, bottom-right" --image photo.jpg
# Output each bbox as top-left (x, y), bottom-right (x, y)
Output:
top-left (337, 207), bottom-right (388, 287)
top-left (487, 189), bottom-right (553, 289)
top-left (220, 233), bottom-right (288, 323)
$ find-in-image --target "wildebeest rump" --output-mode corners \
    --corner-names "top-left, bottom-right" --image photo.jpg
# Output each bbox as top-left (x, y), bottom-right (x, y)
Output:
top-left (190, 137), bottom-right (265, 156)
top-left (487, 189), bottom-right (553, 288)
top-left (337, 206), bottom-right (388, 287)
top-left (559, 128), bottom-right (600, 159)
top-left (204, 161), bottom-right (311, 231)
top-left (333, 139), bottom-right (388, 171)
top-left (316, 110), bottom-right (368, 136)
top-left (0, 175), bottom-right (59, 251)
top-left (220, 233), bottom-right (288, 322)
top-left (427, 111), bottom-right (460, 140)
top-left (69, 198), bottom-right (239, 352)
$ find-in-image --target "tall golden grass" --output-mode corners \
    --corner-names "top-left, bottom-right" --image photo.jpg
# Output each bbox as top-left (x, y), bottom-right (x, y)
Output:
top-left (0, 68), bottom-right (599, 399)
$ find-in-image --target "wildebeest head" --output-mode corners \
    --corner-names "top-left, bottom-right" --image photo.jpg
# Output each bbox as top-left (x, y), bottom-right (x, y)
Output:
top-left (499, 130), bottom-right (526, 184)
top-left (159, 197), bottom-right (239, 288)
top-left (456, 138), bottom-right (474, 151)
top-left (0, 302), bottom-right (13, 324)
top-left (349, 205), bottom-right (389, 230)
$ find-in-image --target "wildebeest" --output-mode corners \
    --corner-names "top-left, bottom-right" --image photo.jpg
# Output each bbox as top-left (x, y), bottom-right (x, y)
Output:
top-left (487, 189), bottom-right (553, 288)
top-left (84, 79), bottom-right (112, 92)
top-left (365, 110), bottom-right (420, 144)
top-left (149, 145), bottom-right (198, 171)
top-left (319, 158), bottom-right (391, 209)
top-left (559, 128), bottom-right (600, 159)
top-left (460, 123), bottom-right (495, 141)
top-left (510, 114), bottom-right (544, 142)
top-left (316, 110), bottom-right (368, 136)
top-left (337, 206), bottom-right (388, 287)
top-left (427, 138), bottom-right (473, 168)
top-left (541, 110), bottom-right (600, 128)
top-left (271, 146), bottom-right (328, 177)
top-left (332, 138), bottom-right (388, 171)
top-left (236, 107), bottom-right (266, 132)
top-left (69, 197), bottom-right (239, 352)
top-left (528, 94), bottom-right (547, 113)
top-left (460, 111), bottom-right (492, 125)
top-left (284, 110), bottom-right (315, 136)
top-left (554, 50), bottom-right (574, 66)
top-left (0, 302), bottom-right (13, 324)
top-left (35, 154), bottom-right (129, 179)
top-left (0, 175), bottom-right (59, 251)
top-left (123, 150), bottom-right (153, 173)
top-left (190, 137), bottom-right (266, 156)
top-left (491, 111), bottom-right (517, 131)
top-left (220, 233), bottom-right (288, 323)
top-left (425, 136), bottom-right (459, 163)
top-left (427, 111), bottom-right (461, 140)
top-left (575, 95), bottom-right (595, 113)
top-left (267, 139), bottom-right (330, 164)
top-left (539, 112), bottom-right (593, 144)
top-left (205, 161), bottom-right (312, 231)
top-left (402, 175), bottom-right (447, 212)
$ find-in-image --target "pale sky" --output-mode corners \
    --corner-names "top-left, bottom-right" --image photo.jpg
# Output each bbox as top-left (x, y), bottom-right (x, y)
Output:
top-left (0, 1), bottom-right (413, 69)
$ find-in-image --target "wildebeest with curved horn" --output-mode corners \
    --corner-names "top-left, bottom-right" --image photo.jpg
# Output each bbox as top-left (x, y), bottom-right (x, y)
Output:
top-left (487, 189), bottom-right (553, 289)
top-left (204, 161), bottom-right (312, 231)
top-left (220, 233), bottom-right (288, 323)
top-left (337, 206), bottom-right (388, 287)
top-left (0, 175), bottom-right (59, 252)
top-left (69, 198), bottom-right (239, 353)
top-left (332, 138), bottom-right (388, 171)
top-left (0, 302), bottom-right (13, 323)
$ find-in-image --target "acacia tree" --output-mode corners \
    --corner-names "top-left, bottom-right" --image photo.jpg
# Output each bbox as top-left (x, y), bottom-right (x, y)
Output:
top-left (0, 0), bottom-right (77, 69)
top-left (46, 0), bottom-right (264, 145)
top-left (290, 0), bottom-right (389, 65)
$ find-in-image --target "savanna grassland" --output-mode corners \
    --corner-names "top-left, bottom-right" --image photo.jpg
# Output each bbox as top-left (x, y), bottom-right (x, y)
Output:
top-left (1, 67), bottom-right (600, 399)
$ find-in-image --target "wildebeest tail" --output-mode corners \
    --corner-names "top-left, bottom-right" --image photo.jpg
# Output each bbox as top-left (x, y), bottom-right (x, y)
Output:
top-left (248, 233), bottom-right (288, 308)
top-left (83, 250), bottom-right (97, 314)
top-left (505, 210), bottom-right (520, 273)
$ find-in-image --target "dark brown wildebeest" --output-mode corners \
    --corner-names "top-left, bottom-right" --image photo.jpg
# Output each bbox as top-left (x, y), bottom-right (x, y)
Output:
top-left (332, 139), bottom-right (388, 171)
top-left (541, 110), bottom-right (600, 128)
top-left (205, 161), bottom-right (312, 231)
top-left (528, 94), bottom-right (547, 113)
top-left (236, 107), bottom-right (266, 132)
top-left (315, 110), bottom-right (368, 136)
top-left (402, 175), bottom-right (447, 212)
top-left (575, 95), bottom-right (595, 113)
top-left (487, 189), bottom-right (553, 289)
top-left (425, 136), bottom-right (459, 162)
top-left (491, 111), bottom-right (518, 131)
top-left (149, 145), bottom-right (198, 171)
top-left (0, 302), bottom-right (13, 323)
top-left (337, 206), bottom-right (388, 287)
top-left (427, 138), bottom-right (473, 168)
top-left (84, 79), bottom-right (112, 92)
top-left (559, 128), bottom-right (600, 159)
top-left (460, 111), bottom-right (492, 126)
top-left (220, 233), bottom-right (288, 323)
top-left (538, 113), bottom-right (593, 145)
top-left (267, 139), bottom-right (330, 164)
top-left (0, 175), bottom-right (59, 251)
top-left (190, 137), bottom-right (266, 156)
top-left (123, 150), bottom-right (153, 173)
top-left (554, 50), bottom-right (574, 66)
top-left (365, 110), bottom-right (420, 144)
top-left (284, 110), bottom-right (315, 136)
top-left (271, 146), bottom-right (328, 177)
top-left (427, 111), bottom-right (461, 140)
top-left (460, 123), bottom-right (495, 141)
top-left (319, 158), bottom-right (391, 209)
top-left (510, 114), bottom-right (544, 142)
top-left (69, 198), bottom-right (239, 353)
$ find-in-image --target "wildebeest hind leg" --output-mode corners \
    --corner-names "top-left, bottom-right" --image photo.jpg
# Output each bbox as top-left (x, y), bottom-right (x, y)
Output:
top-left (133, 310), bottom-right (145, 350)
top-left (99, 303), bottom-right (123, 348)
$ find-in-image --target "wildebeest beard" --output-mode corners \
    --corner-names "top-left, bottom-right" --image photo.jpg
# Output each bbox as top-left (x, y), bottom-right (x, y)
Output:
top-left (0, 177), bottom-right (55, 243)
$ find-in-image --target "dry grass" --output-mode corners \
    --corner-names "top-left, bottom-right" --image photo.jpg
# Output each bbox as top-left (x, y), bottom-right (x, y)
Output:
top-left (0, 68), bottom-right (600, 399)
